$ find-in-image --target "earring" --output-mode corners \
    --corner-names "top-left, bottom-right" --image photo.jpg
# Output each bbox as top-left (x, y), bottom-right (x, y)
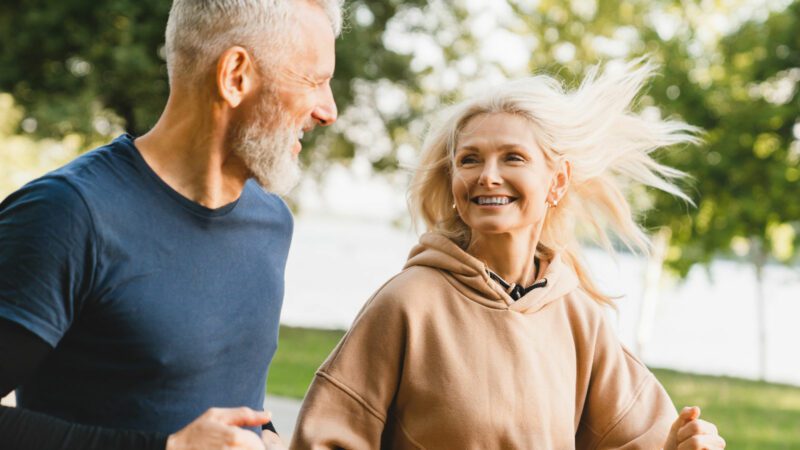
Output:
top-left (452, 202), bottom-right (456, 209)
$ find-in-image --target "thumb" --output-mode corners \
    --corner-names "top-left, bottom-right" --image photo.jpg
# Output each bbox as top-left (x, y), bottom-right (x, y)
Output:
top-left (665, 406), bottom-right (701, 450)
top-left (679, 406), bottom-right (701, 422)
top-left (211, 407), bottom-right (272, 427)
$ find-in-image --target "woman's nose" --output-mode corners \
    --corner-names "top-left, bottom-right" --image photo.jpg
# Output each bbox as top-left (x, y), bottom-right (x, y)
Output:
top-left (478, 162), bottom-right (502, 187)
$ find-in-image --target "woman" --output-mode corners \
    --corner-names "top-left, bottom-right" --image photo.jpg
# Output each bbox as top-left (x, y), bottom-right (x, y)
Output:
top-left (291, 61), bottom-right (725, 449)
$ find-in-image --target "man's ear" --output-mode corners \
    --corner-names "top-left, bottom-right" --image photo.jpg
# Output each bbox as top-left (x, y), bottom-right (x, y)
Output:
top-left (216, 46), bottom-right (256, 108)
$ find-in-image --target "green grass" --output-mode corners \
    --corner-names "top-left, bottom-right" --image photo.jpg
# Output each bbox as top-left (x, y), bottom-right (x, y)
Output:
top-left (267, 326), bottom-right (345, 398)
top-left (268, 326), bottom-right (800, 448)
top-left (653, 368), bottom-right (800, 449)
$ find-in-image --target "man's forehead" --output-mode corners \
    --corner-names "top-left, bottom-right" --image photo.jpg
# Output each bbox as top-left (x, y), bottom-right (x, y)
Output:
top-left (291, 6), bottom-right (336, 74)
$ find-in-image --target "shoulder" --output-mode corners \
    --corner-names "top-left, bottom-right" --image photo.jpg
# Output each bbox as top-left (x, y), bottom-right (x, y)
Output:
top-left (365, 265), bottom-right (448, 311)
top-left (1, 174), bottom-right (94, 230)
top-left (27, 136), bottom-right (141, 211)
top-left (340, 266), bottom-right (448, 333)
top-left (0, 136), bottom-right (146, 236)
top-left (559, 288), bottom-right (607, 328)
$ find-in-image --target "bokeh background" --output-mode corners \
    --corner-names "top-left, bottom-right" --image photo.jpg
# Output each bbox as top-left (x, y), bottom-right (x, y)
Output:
top-left (1, 0), bottom-right (799, 447)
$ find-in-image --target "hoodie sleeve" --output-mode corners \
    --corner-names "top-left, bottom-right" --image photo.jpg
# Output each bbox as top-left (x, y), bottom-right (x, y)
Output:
top-left (291, 286), bottom-right (408, 450)
top-left (574, 311), bottom-right (677, 450)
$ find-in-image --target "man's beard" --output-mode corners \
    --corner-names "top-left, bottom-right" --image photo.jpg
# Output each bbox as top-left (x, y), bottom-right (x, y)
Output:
top-left (232, 99), bottom-right (302, 196)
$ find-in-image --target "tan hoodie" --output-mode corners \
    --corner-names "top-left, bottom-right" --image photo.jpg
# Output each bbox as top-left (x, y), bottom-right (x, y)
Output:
top-left (292, 232), bottom-right (676, 449)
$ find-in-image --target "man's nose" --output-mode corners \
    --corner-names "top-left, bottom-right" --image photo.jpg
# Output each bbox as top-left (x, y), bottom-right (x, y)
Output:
top-left (312, 84), bottom-right (338, 127)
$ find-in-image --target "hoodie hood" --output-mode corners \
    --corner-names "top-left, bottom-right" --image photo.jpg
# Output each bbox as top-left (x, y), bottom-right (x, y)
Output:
top-left (404, 232), bottom-right (579, 314)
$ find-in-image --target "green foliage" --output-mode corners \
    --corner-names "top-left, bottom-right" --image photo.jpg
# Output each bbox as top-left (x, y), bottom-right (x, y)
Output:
top-left (0, 0), bottom-right (171, 137)
top-left (0, 94), bottom-right (84, 199)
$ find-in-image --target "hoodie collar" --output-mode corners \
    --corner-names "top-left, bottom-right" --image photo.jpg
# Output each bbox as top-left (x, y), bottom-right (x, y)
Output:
top-left (404, 232), bottom-right (578, 314)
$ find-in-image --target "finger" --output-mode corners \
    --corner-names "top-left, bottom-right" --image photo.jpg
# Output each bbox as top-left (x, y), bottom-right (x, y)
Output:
top-left (206, 407), bottom-right (271, 427)
top-left (676, 433), bottom-right (727, 450)
top-left (678, 419), bottom-right (719, 442)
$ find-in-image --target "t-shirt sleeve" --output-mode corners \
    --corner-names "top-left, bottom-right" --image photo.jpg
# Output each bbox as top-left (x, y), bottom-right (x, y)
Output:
top-left (0, 176), bottom-right (97, 346)
top-left (291, 285), bottom-right (408, 450)
top-left (575, 312), bottom-right (677, 450)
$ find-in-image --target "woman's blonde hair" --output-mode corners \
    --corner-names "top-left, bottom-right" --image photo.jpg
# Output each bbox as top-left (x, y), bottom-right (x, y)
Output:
top-left (408, 60), bottom-right (700, 304)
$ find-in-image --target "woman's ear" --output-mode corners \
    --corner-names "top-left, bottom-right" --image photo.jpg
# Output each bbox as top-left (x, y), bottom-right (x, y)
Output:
top-left (549, 159), bottom-right (572, 205)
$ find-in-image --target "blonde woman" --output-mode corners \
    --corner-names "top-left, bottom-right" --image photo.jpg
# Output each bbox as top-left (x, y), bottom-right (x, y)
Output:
top-left (291, 61), bottom-right (726, 449)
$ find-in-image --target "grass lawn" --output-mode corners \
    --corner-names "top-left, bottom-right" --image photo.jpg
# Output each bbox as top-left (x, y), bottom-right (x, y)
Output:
top-left (268, 326), bottom-right (800, 449)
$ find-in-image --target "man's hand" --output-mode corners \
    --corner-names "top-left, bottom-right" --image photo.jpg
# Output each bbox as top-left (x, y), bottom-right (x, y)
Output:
top-left (664, 406), bottom-right (726, 450)
top-left (166, 407), bottom-right (271, 450)
top-left (262, 429), bottom-right (287, 450)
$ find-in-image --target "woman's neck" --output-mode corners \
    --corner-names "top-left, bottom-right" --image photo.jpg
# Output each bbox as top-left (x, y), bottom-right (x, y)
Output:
top-left (467, 229), bottom-right (542, 287)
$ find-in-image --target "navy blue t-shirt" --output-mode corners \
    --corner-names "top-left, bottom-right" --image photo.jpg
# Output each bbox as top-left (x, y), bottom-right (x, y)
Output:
top-left (0, 134), bottom-right (292, 433)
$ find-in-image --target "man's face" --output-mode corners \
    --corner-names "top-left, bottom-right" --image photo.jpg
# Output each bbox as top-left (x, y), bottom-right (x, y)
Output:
top-left (233, 1), bottom-right (337, 195)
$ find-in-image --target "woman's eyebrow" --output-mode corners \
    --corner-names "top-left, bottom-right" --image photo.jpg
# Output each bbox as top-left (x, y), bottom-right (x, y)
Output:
top-left (497, 143), bottom-right (528, 152)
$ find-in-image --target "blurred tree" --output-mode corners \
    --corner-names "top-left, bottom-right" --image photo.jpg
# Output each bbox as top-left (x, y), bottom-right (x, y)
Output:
top-left (496, 0), bottom-right (799, 378)
top-left (0, 0), bottom-right (426, 173)
top-left (0, 93), bottom-right (84, 199)
top-left (0, 0), bottom-right (171, 139)
top-left (694, 1), bottom-right (799, 379)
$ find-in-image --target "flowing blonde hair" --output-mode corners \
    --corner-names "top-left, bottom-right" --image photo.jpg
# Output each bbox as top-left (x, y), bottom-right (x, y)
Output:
top-left (408, 60), bottom-right (700, 304)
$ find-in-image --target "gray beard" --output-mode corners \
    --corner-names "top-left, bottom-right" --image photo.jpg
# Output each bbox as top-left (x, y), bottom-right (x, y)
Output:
top-left (234, 119), bottom-right (302, 197)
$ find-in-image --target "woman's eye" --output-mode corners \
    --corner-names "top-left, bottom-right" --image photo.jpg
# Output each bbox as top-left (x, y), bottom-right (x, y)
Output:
top-left (459, 156), bottom-right (478, 165)
top-left (506, 154), bottom-right (526, 162)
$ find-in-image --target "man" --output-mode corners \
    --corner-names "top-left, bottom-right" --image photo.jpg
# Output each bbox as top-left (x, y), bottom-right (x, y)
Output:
top-left (0, 0), bottom-right (340, 448)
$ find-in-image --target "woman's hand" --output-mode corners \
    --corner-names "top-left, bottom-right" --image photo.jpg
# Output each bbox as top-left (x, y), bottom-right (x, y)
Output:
top-left (664, 406), bottom-right (726, 450)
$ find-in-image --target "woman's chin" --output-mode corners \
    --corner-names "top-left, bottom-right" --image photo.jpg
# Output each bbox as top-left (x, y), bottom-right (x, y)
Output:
top-left (466, 221), bottom-right (516, 236)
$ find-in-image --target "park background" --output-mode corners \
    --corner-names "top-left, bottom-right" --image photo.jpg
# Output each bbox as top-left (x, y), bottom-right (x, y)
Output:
top-left (1, 0), bottom-right (799, 447)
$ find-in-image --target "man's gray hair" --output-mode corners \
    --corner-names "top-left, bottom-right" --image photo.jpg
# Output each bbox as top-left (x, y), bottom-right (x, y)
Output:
top-left (165, 0), bottom-right (343, 86)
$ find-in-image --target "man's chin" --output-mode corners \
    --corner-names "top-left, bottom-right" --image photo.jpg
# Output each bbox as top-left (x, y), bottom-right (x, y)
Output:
top-left (253, 161), bottom-right (302, 196)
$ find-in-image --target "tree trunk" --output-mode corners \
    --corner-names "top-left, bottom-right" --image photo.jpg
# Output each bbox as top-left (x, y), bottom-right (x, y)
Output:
top-left (636, 227), bottom-right (671, 358)
top-left (751, 237), bottom-right (768, 381)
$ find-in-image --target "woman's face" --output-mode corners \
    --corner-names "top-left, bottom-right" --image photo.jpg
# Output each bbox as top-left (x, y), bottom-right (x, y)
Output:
top-left (451, 112), bottom-right (560, 240)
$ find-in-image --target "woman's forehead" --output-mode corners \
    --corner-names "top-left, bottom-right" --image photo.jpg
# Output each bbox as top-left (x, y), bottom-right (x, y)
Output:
top-left (456, 112), bottom-right (540, 150)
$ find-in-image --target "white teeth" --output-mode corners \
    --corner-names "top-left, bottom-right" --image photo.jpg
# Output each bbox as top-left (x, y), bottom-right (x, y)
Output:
top-left (298, 130), bottom-right (304, 140)
top-left (476, 196), bottom-right (510, 205)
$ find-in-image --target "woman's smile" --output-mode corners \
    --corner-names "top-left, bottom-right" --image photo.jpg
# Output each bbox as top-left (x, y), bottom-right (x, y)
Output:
top-left (471, 195), bottom-right (517, 206)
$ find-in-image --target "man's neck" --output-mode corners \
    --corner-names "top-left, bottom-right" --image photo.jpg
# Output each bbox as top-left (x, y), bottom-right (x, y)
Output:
top-left (134, 94), bottom-right (250, 209)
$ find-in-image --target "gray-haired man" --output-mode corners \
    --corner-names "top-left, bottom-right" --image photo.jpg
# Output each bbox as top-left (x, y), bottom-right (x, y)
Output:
top-left (0, 1), bottom-right (341, 449)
